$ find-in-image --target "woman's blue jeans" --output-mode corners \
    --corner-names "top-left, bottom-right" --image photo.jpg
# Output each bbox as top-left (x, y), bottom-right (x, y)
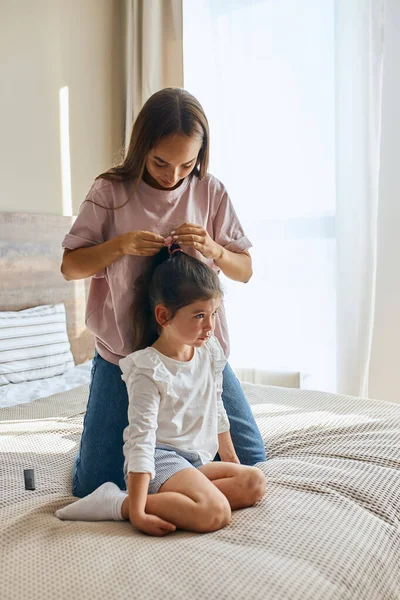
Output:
top-left (72, 352), bottom-right (266, 497)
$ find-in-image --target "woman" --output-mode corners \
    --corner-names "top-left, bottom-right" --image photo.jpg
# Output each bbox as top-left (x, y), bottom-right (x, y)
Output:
top-left (61, 87), bottom-right (266, 498)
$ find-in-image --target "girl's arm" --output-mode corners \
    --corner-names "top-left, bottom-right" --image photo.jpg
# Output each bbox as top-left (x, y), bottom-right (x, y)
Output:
top-left (211, 337), bottom-right (241, 463)
top-left (127, 472), bottom-right (150, 518)
top-left (218, 430), bottom-right (240, 464)
top-left (61, 231), bottom-right (165, 281)
top-left (127, 472), bottom-right (176, 536)
top-left (172, 224), bottom-right (252, 283)
top-left (120, 365), bottom-right (176, 535)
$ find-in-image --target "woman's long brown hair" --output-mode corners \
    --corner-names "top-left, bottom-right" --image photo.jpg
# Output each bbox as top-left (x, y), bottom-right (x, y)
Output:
top-left (97, 87), bottom-right (210, 191)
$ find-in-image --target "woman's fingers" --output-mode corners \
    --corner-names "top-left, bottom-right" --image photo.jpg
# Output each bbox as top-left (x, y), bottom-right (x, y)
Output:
top-left (173, 234), bottom-right (204, 245)
top-left (140, 231), bottom-right (165, 243)
top-left (174, 224), bottom-right (204, 235)
top-left (140, 241), bottom-right (165, 248)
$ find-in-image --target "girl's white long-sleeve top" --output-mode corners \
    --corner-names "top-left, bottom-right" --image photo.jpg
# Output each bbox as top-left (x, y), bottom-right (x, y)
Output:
top-left (119, 336), bottom-right (230, 479)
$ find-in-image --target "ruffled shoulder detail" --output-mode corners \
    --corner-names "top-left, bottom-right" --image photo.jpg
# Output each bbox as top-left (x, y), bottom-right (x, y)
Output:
top-left (119, 349), bottom-right (178, 398)
top-left (205, 335), bottom-right (227, 377)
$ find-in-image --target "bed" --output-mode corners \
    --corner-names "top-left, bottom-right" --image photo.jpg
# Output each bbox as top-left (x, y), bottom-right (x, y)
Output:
top-left (1, 213), bottom-right (400, 600)
top-left (2, 382), bottom-right (400, 600)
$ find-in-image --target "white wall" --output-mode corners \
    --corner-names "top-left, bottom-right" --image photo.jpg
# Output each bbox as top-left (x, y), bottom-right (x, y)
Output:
top-left (369, 0), bottom-right (400, 403)
top-left (0, 0), bottom-right (124, 216)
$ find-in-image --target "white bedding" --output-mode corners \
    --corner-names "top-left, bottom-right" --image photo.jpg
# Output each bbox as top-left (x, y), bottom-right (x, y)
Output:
top-left (1, 383), bottom-right (399, 600)
top-left (0, 360), bottom-right (92, 408)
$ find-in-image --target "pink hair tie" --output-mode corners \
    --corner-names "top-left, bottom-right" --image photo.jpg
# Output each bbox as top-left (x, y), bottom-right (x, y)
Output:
top-left (164, 236), bottom-right (183, 256)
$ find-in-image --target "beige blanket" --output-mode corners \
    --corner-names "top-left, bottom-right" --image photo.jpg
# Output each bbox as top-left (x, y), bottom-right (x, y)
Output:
top-left (1, 384), bottom-right (400, 600)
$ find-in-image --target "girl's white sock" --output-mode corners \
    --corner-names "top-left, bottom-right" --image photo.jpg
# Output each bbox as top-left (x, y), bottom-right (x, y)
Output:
top-left (55, 482), bottom-right (127, 522)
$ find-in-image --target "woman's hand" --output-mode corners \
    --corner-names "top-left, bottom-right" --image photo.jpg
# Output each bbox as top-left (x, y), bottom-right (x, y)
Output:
top-left (172, 223), bottom-right (223, 260)
top-left (119, 231), bottom-right (165, 257)
top-left (130, 512), bottom-right (176, 537)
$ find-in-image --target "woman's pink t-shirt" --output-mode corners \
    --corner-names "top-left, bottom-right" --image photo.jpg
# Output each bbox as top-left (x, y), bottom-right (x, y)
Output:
top-left (62, 173), bottom-right (252, 365)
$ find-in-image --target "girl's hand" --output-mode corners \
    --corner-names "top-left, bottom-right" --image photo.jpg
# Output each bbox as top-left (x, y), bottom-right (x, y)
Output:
top-left (219, 451), bottom-right (241, 464)
top-left (130, 512), bottom-right (176, 537)
top-left (127, 472), bottom-right (173, 536)
top-left (172, 223), bottom-right (223, 260)
top-left (119, 231), bottom-right (165, 257)
top-left (218, 430), bottom-right (240, 464)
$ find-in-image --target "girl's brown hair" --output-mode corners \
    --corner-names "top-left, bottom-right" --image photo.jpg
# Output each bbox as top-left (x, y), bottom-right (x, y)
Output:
top-left (132, 245), bottom-right (222, 351)
top-left (97, 88), bottom-right (210, 188)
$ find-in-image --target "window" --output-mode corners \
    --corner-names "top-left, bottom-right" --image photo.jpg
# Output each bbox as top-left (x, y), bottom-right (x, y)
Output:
top-left (183, 0), bottom-right (336, 390)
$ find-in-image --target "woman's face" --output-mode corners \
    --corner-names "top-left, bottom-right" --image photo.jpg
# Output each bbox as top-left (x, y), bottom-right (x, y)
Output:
top-left (144, 134), bottom-right (202, 190)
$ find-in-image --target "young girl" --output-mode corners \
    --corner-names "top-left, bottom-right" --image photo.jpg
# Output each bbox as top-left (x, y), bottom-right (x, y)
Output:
top-left (61, 87), bottom-right (266, 499)
top-left (56, 245), bottom-right (266, 536)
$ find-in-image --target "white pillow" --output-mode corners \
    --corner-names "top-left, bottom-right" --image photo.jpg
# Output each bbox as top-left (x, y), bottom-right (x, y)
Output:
top-left (0, 304), bottom-right (75, 386)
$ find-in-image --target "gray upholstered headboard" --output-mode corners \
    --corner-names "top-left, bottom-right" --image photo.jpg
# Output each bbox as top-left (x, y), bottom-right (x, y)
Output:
top-left (0, 212), bottom-right (94, 365)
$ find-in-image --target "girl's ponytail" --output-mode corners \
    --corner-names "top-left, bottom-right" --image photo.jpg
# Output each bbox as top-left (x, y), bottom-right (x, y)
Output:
top-left (131, 246), bottom-right (171, 351)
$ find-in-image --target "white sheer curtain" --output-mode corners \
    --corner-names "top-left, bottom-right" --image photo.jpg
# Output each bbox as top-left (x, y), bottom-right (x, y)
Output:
top-left (124, 0), bottom-right (183, 148)
top-left (183, 0), bottom-right (336, 391)
top-left (335, 0), bottom-right (384, 397)
top-left (183, 0), bottom-right (385, 396)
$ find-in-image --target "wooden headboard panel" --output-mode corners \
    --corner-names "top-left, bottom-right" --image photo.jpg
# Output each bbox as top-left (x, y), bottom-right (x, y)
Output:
top-left (0, 212), bottom-right (95, 365)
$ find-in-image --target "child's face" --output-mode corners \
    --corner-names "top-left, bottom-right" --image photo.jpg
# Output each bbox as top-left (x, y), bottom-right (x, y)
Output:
top-left (145, 134), bottom-right (202, 190)
top-left (163, 297), bottom-right (220, 348)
